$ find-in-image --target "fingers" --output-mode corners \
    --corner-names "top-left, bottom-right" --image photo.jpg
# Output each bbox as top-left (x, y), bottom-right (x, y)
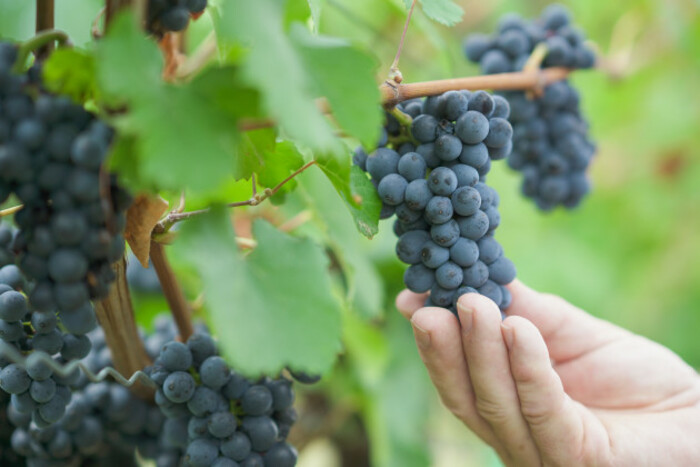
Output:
top-left (502, 315), bottom-right (607, 465)
top-left (396, 290), bottom-right (428, 319)
top-left (506, 280), bottom-right (628, 363)
top-left (457, 294), bottom-right (541, 465)
top-left (409, 307), bottom-right (502, 451)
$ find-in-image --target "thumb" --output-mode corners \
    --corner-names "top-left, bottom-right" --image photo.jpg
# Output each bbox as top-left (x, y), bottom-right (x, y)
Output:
top-left (501, 315), bottom-right (610, 465)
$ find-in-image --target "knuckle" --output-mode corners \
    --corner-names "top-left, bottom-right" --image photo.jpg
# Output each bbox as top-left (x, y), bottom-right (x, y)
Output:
top-left (475, 395), bottom-right (511, 424)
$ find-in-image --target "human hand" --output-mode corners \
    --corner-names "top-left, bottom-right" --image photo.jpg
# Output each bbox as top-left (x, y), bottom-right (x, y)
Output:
top-left (396, 280), bottom-right (700, 466)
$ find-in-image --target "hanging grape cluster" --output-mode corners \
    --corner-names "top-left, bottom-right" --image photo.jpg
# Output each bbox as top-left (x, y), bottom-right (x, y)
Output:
top-left (464, 4), bottom-right (597, 210)
top-left (0, 39), bottom-right (131, 366)
top-left (356, 90), bottom-right (516, 313)
top-left (149, 327), bottom-right (299, 467)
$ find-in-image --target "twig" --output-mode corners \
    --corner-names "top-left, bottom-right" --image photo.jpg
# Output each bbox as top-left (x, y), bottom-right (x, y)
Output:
top-left (149, 240), bottom-right (194, 342)
top-left (0, 205), bottom-right (22, 218)
top-left (278, 210), bottom-right (313, 233)
top-left (12, 29), bottom-right (70, 73)
top-left (159, 160), bottom-right (318, 228)
top-left (380, 67), bottom-right (571, 107)
top-left (35, 0), bottom-right (55, 59)
top-left (91, 7), bottom-right (106, 39)
top-left (176, 31), bottom-right (217, 79)
top-left (389, 0), bottom-right (417, 84)
top-left (94, 258), bottom-right (154, 399)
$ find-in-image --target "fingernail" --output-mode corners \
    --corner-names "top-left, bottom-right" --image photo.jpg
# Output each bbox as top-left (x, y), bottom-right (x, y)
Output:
top-left (456, 302), bottom-right (473, 334)
top-left (501, 324), bottom-right (514, 349)
top-left (411, 320), bottom-right (431, 350)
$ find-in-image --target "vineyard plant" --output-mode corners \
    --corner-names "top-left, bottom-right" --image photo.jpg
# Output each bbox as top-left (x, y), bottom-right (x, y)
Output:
top-left (0, 0), bottom-right (699, 466)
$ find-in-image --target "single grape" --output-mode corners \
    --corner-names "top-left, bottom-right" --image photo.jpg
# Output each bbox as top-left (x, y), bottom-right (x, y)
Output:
top-left (396, 230), bottom-right (430, 265)
top-left (425, 197), bottom-right (453, 225)
top-left (397, 152), bottom-right (427, 181)
top-left (430, 219), bottom-right (460, 247)
top-left (455, 111), bottom-right (489, 144)
top-left (462, 261), bottom-right (489, 288)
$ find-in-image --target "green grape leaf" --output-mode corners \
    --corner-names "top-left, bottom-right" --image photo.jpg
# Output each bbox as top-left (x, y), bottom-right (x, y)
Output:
top-left (290, 24), bottom-right (382, 148)
top-left (174, 211), bottom-right (343, 375)
top-left (256, 141), bottom-right (305, 196)
top-left (316, 152), bottom-right (381, 238)
top-left (404, 0), bottom-right (463, 26)
top-left (42, 48), bottom-right (98, 103)
top-left (95, 12), bottom-right (162, 103)
top-left (236, 129), bottom-right (276, 182)
top-left (96, 12), bottom-right (272, 195)
top-left (215, 0), bottom-right (341, 153)
top-left (284, 0), bottom-right (312, 28)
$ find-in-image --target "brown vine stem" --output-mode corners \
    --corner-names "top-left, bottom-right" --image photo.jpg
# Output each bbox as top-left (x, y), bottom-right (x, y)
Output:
top-left (93, 258), bottom-right (154, 399)
top-left (159, 160), bottom-right (318, 228)
top-left (389, 0), bottom-right (418, 84)
top-left (35, 0), bottom-right (55, 59)
top-left (380, 67), bottom-right (571, 107)
top-left (149, 240), bottom-right (195, 342)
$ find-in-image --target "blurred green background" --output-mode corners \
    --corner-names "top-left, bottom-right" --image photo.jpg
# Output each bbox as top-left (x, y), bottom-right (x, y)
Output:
top-left (1, 0), bottom-right (699, 465)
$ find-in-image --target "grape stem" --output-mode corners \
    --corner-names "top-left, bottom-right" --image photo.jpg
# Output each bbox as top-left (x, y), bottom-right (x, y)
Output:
top-left (149, 240), bottom-right (195, 342)
top-left (388, 0), bottom-right (418, 84)
top-left (35, 0), bottom-right (55, 59)
top-left (380, 67), bottom-right (572, 107)
top-left (158, 160), bottom-right (318, 229)
top-left (12, 29), bottom-right (70, 73)
top-left (94, 257), bottom-right (154, 399)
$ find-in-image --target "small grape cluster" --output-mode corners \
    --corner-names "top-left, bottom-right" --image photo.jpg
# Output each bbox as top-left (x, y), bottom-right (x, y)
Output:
top-left (149, 327), bottom-right (298, 467)
top-left (355, 90), bottom-right (516, 312)
top-left (147, 0), bottom-right (208, 34)
top-left (7, 326), bottom-right (168, 467)
top-left (0, 268), bottom-right (93, 439)
top-left (463, 4), bottom-right (597, 210)
top-left (0, 40), bottom-right (131, 357)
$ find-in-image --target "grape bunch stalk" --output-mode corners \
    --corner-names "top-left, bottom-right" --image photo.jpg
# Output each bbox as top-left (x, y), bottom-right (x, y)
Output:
top-left (464, 4), bottom-right (598, 210)
top-left (355, 90), bottom-right (517, 313)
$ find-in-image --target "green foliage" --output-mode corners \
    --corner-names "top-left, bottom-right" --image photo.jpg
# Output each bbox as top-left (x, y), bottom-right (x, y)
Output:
top-left (173, 211), bottom-right (343, 376)
top-left (404, 0), bottom-right (464, 26)
top-left (42, 48), bottom-right (98, 103)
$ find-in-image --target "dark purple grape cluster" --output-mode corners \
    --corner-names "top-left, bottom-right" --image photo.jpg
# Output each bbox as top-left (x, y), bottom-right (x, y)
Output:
top-left (463, 4), bottom-right (597, 210)
top-left (355, 90), bottom-right (517, 313)
top-left (147, 0), bottom-right (208, 34)
top-left (0, 40), bottom-right (131, 359)
top-left (148, 321), bottom-right (298, 467)
top-left (6, 326), bottom-right (168, 467)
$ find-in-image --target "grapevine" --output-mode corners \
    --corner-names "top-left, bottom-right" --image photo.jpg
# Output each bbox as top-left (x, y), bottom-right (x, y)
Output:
top-left (0, 0), bottom-right (665, 465)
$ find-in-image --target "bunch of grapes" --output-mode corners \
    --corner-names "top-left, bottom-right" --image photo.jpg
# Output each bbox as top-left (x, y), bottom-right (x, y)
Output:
top-left (0, 39), bottom-right (131, 363)
top-left (149, 325), bottom-right (299, 467)
top-left (463, 4), bottom-right (597, 210)
top-left (7, 325), bottom-right (169, 466)
top-left (355, 90), bottom-right (516, 313)
top-left (147, 0), bottom-right (208, 34)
